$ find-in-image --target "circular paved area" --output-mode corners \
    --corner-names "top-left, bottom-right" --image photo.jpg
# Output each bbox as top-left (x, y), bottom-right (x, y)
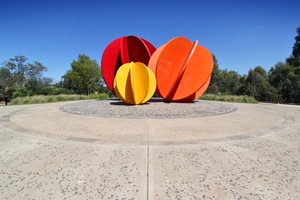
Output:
top-left (0, 99), bottom-right (299, 199)
top-left (1, 100), bottom-right (294, 144)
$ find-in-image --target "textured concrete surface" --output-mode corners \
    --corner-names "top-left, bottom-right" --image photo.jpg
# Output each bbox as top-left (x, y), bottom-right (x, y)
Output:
top-left (0, 100), bottom-right (299, 199)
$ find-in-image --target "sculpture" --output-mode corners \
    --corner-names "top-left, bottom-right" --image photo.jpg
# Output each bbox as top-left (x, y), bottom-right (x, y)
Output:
top-left (114, 62), bottom-right (156, 105)
top-left (148, 37), bottom-right (213, 101)
top-left (101, 35), bottom-right (156, 93)
top-left (101, 36), bottom-right (213, 104)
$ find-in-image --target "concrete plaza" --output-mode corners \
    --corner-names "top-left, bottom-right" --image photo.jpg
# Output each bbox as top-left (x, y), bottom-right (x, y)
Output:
top-left (0, 100), bottom-right (299, 199)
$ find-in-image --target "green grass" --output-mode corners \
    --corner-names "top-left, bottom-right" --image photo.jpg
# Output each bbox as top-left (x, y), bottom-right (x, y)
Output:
top-left (200, 94), bottom-right (257, 103)
top-left (88, 93), bottom-right (110, 99)
top-left (10, 93), bottom-right (110, 105)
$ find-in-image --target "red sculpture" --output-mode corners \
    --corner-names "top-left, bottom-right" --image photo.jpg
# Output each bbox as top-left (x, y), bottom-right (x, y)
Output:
top-left (101, 36), bottom-right (156, 93)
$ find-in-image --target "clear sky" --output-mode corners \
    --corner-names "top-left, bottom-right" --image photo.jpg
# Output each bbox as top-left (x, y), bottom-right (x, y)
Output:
top-left (0, 0), bottom-right (299, 82)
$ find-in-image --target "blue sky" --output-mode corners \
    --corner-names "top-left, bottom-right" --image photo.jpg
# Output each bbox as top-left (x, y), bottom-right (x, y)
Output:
top-left (0, 0), bottom-right (299, 82)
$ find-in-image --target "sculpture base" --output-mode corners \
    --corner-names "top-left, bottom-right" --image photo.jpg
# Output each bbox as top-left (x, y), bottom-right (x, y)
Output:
top-left (60, 98), bottom-right (237, 119)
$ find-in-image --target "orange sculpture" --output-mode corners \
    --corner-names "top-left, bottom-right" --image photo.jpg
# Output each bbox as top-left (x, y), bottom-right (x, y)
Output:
top-left (148, 37), bottom-right (213, 101)
top-left (114, 62), bottom-right (156, 105)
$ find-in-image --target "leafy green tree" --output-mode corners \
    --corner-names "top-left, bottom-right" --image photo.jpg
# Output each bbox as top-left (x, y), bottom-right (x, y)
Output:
top-left (206, 54), bottom-right (221, 94)
top-left (0, 67), bottom-right (12, 87)
top-left (218, 69), bottom-right (241, 95)
top-left (268, 62), bottom-right (296, 103)
top-left (243, 66), bottom-right (275, 102)
top-left (289, 27), bottom-right (300, 102)
top-left (62, 54), bottom-right (101, 95)
top-left (0, 55), bottom-right (51, 101)
top-left (1, 55), bottom-right (28, 88)
top-left (268, 27), bottom-right (300, 104)
top-left (287, 27), bottom-right (300, 67)
top-left (0, 67), bottom-right (12, 104)
top-left (26, 62), bottom-right (51, 93)
top-left (206, 55), bottom-right (241, 95)
top-left (0, 55), bottom-right (50, 90)
top-left (0, 85), bottom-right (14, 105)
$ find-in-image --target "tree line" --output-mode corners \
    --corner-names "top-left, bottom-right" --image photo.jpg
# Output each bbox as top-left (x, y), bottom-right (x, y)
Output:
top-left (1, 27), bottom-right (300, 105)
top-left (207, 27), bottom-right (300, 104)
top-left (0, 54), bottom-right (110, 105)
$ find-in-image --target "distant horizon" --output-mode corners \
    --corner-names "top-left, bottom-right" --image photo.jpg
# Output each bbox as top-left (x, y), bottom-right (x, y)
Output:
top-left (1, 0), bottom-right (299, 82)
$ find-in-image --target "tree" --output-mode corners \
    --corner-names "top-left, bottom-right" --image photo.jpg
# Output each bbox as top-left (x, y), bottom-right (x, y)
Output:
top-left (0, 67), bottom-right (12, 87)
top-left (62, 54), bottom-right (101, 95)
top-left (268, 62), bottom-right (296, 103)
top-left (243, 66), bottom-right (274, 102)
top-left (207, 54), bottom-right (221, 94)
top-left (218, 69), bottom-right (241, 95)
top-left (272, 27), bottom-right (300, 104)
top-left (0, 85), bottom-right (14, 105)
top-left (290, 27), bottom-right (300, 102)
top-left (206, 55), bottom-right (242, 95)
top-left (1, 64), bottom-right (14, 104)
top-left (1, 55), bottom-right (49, 89)
top-left (290, 27), bottom-right (300, 67)
top-left (1, 55), bottom-right (28, 88)
top-left (26, 61), bottom-right (52, 93)
top-left (0, 55), bottom-right (51, 101)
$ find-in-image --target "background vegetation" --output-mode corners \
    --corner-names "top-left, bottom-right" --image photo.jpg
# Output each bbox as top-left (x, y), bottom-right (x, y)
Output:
top-left (200, 94), bottom-right (257, 104)
top-left (205, 27), bottom-right (300, 104)
top-left (1, 27), bottom-right (299, 105)
top-left (10, 93), bottom-right (109, 105)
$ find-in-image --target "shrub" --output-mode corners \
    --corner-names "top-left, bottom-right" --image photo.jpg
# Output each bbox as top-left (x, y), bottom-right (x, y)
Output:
top-left (200, 94), bottom-right (257, 103)
top-left (38, 86), bottom-right (75, 95)
top-left (12, 88), bottom-right (32, 98)
top-left (89, 93), bottom-right (110, 100)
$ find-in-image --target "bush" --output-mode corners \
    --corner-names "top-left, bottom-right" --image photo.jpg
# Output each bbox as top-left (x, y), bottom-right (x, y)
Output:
top-left (10, 94), bottom-right (91, 105)
top-left (12, 88), bottom-right (32, 98)
top-left (38, 86), bottom-right (75, 95)
top-left (200, 94), bottom-right (257, 103)
top-left (89, 93), bottom-right (110, 99)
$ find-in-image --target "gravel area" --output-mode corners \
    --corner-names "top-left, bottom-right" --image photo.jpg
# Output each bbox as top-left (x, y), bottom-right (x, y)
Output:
top-left (60, 98), bottom-right (238, 119)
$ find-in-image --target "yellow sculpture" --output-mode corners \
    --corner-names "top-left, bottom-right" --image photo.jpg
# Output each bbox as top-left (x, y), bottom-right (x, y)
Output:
top-left (113, 62), bottom-right (157, 105)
